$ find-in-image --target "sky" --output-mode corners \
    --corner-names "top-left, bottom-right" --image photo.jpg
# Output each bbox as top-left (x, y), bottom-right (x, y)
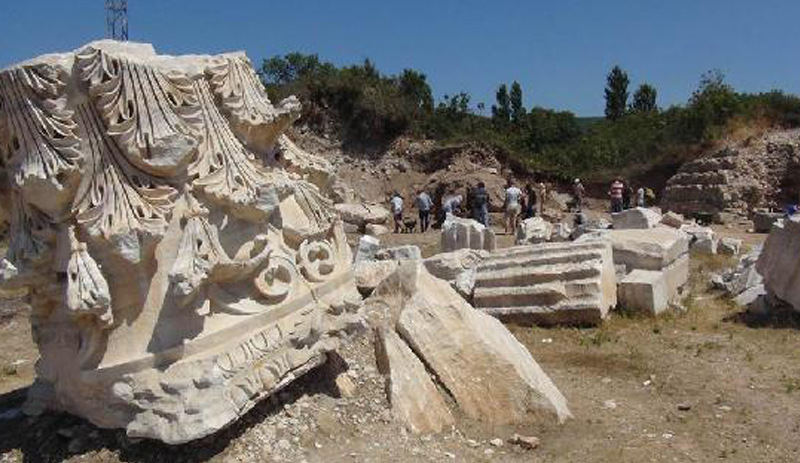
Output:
top-left (1, 1), bottom-right (799, 116)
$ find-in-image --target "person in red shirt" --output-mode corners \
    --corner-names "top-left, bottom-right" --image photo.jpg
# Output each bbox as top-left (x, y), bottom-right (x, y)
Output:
top-left (609, 178), bottom-right (624, 213)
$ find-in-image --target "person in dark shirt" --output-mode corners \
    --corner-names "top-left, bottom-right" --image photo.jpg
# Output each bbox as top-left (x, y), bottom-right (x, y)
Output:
top-left (472, 182), bottom-right (490, 226)
top-left (524, 183), bottom-right (537, 218)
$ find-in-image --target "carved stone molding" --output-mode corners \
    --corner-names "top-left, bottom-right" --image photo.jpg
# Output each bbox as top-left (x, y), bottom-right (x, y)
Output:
top-left (0, 41), bottom-right (360, 444)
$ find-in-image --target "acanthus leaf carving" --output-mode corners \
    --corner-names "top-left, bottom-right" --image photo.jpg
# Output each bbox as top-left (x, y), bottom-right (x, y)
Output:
top-left (189, 79), bottom-right (287, 222)
top-left (0, 192), bottom-right (54, 289)
top-left (0, 65), bottom-right (82, 211)
top-left (207, 55), bottom-right (300, 152)
top-left (168, 196), bottom-right (228, 300)
top-left (71, 103), bottom-right (177, 247)
top-left (76, 46), bottom-right (201, 177)
top-left (66, 227), bottom-right (113, 328)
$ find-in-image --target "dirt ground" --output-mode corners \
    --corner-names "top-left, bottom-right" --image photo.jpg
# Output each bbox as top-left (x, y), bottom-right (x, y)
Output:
top-left (2, 211), bottom-right (800, 463)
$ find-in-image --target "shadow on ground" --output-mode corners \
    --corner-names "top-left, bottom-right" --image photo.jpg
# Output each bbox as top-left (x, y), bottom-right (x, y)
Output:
top-left (0, 354), bottom-right (347, 463)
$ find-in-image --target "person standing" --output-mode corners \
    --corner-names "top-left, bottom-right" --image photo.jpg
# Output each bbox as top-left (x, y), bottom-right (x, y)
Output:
top-left (636, 186), bottom-right (646, 208)
top-left (622, 183), bottom-right (632, 210)
top-left (389, 192), bottom-right (404, 233)
top-left (572, 178), bottom-right (585, 211)
top-left (524, 183), bottom-right (537, 218)
top-left (504, 179), bottom-right (522, 234)
top-left (472, 182), bottom-right (490, 226)
top-left (415, 189), bottom-right (433, 232)
top-left (609, 178), bottom-right (624, 213)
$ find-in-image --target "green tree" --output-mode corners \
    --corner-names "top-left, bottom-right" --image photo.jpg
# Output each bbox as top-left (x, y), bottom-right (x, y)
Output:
top-left (492, 84), bottom-right (511, 123)
top-left (397, 69), bottom-right (433, 113)
top-left (509, 81), bottom-right (525, 124)
top-left (631, 83), bottom-right (658, 113)
top-left (604, 66), bottom-right (630, 121)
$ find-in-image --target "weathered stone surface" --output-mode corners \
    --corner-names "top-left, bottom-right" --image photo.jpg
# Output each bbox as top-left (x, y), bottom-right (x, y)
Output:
top-left (515, 217), bottom-right (553, 245)
top-left (719, 237), bottom-right (742, 256)
top-left (473, 240), bottom-right (617, 326)
top-left (752, 210), bottom-right (784, 233)
top-left (441, 215), bottom-right (496, 252)
top-left (0, 41), bottom-right (363, 444)
top-left (335, 202), bottom-right (391, 227)
top-left (365, 223), bottom-right (390, 237)
top-left (661, 211), bottom-right (686, 229)
top-left (619, 270), bottom-right (669, 315)
top-left (601, 227), bottom-right (690, 302)
top-left (693, 235), bottom-right (718, 254)
top-left (354, 235), bottom-right (381, 262)
top-left (376, 245), bottom-right (422, 261)
top-left (354, 260), bottom-right (400, 297)
top-left (663, 129), bottom-right (800, 217)
top-left (551, 223), bottom-right (573, 242)
top-left (374, 328), bottom-right (454, 434)
top-left (423, 249), bottom-right (487, 299)
top-left (680, 224), bottom-right (717, 254)
top-left (367, 262), bottom-right (571, 426)
top-left (756, 216), bottom-right (800, 311)
top-left (612, 207), bottom-right (662, 229)
top-left (712, 245), bottom-right (763, 297)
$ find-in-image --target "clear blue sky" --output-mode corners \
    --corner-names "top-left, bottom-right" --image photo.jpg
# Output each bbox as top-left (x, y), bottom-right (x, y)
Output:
top-left (2, 1), bottom-right (798, 116)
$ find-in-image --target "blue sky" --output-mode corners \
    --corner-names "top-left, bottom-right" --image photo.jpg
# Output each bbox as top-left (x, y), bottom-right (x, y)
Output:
top-left (1, 1), bottom-right (798, 116)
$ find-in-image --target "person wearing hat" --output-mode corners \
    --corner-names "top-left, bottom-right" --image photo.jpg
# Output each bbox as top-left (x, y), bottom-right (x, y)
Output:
top-left (572, 178), bottom-right (586, 211)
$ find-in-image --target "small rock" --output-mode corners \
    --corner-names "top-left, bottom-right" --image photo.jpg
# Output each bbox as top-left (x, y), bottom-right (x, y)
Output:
top-left (484, 448), bottom-right (495, 455)
top-left (677, 403), bottom-right (692, 411)
top-left (334, 374), bottom-right (357, 398)
top-left (509, 434), bottom-right (541, 450)
top-left (602, 400), bottom-right (617, 410)
top-left (490, 438), bottom-right (504, 447)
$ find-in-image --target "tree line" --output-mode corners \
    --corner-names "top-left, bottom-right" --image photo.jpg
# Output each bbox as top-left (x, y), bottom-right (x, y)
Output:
top-left (260, 53), bottom-right (800, 181)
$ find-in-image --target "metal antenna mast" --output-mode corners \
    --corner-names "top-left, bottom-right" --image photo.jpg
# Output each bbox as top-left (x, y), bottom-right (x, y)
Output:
top-left (106, 0), bottom-right (128, 41)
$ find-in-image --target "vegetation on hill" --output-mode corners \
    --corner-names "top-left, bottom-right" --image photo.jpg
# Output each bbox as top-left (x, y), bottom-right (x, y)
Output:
top-left (260, 54), bottom-right (800, 182)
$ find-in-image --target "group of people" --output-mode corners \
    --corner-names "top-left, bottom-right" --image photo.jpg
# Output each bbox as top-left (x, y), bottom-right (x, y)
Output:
top-left (388, 180), bottom-right (542, 234)
top-left (608, 178), bottom-right (653, 213)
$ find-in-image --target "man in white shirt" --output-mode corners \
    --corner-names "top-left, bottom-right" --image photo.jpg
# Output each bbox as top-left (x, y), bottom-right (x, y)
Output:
top-left (504, 180), bottom-right (522, 234)
top-left (389, 192), bottom-right (404, 233)
top-left (415, 189), bottom-right (433, 232)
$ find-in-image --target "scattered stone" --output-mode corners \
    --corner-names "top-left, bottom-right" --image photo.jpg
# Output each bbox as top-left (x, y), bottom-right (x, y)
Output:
top-left (551, 223), bottom-right (573, 242)
top-left (441, 215), bottom-right (496, 252)
top-left (490, 438), bottom-right (504, 447)
top-left (365, 223), bottom-right (390, 237)
top-left (335, 202), bottom-right (392, 227)
top-left (757, 216), bottom-right (800, 311)
top-left (752, 210), bottom-right (784, 233)
top-left (509, 434), bottom-right (541, 450)
top-left (718, 237), bottom-right (742, 256)
top-left (473, 240), bottom-right (617, 326)
top-left (603, 400), bottom-right (617, 410)
top-left (355, 235), bottom-right (381, 262)
top-left (677, 403), bottom-right (692, 411)
top-left (660, 211), bottom-right (686, 228)
top-left (334, 374), bottom-right (358, 399)
top-left (376, 245), bottom-right (422, 261)
top-left (515, 217), bottom-right (553, 244)
top-left (612, 207), bottom-right (662, 229)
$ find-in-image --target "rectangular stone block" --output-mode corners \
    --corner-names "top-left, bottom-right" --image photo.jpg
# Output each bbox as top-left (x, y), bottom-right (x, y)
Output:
top-left (619, 269), bottom-right (669, 315)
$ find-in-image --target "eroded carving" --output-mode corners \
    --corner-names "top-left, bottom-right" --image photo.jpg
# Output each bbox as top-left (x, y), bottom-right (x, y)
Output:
top-left (0, 41), bottom-right (360, 444)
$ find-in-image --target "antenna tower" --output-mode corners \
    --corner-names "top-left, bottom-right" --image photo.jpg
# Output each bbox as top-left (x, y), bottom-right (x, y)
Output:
top-left (106, 0), bottom-right (128, 41)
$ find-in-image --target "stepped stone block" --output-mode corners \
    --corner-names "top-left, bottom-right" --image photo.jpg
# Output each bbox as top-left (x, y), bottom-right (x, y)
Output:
top-left (612, 207), bottom-right (662, 229)
top-left (473, 240), bottom-right (617, 326)
top-left (441, 215), bottom-right (496, 252)
top-left (603, 227), bottom-right (690, 301)
top-left (756, 216), bottom-right (800, 311)
top-left (0, 41), bottom-right (363, 443)
top-left (619, 270), bottom-right (669, 315)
